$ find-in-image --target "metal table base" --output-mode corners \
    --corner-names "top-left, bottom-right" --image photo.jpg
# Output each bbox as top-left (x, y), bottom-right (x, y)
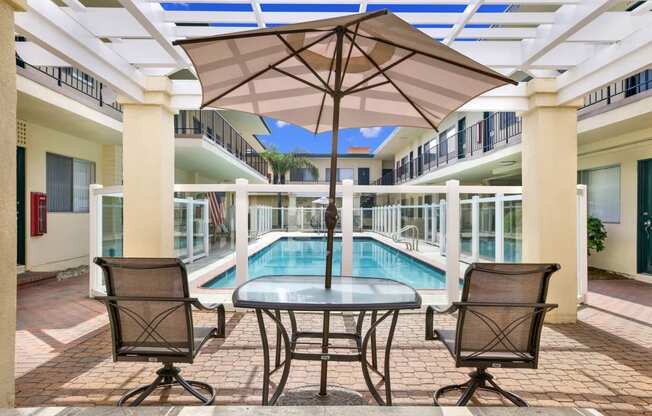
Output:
top-left (255, 309), bottom-right (400, 406)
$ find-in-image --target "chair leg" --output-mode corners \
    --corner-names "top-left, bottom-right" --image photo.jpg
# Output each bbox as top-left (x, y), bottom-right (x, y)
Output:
top-left (433, 368), bottom-right (528, 407)
top-left (118, 363), bottom-right (216, 407)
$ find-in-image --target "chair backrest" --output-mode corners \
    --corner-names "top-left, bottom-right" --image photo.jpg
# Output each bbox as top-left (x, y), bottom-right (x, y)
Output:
top-left (456, 263), bottom-right (559, 365)
top-left (95, 257), bottom-right (194, 357)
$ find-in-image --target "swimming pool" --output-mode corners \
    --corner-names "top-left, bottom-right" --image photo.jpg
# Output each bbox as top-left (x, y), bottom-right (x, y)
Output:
top-left (202, 237), bottom-right (446, 289)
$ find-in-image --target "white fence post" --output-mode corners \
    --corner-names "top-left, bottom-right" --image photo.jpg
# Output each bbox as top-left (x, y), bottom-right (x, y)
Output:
top-left (186, 197), bottom-right (194, 262)
top-left (445, 180), bottom-right (460, 304)
top-left (471, 195), bottom-right (480, 262)
top-left (203, 200), bottom-right (209, 257)
top-left (440, 200), bottom-right (447, 254)
top-left (341, 180), bottom-right (354, 276)
top-left (577, 185), bottom-right (588, 302)
top-left (397, 204), bottom-right (402, 234)
top-left (89, 184), bottom-right (103, 298)
top-left (495, 193), bottom-right (504, 262)
top-left (424, 204), bottom-right (429, 241)
top-left (235, 178), bottom-right (249, 286)
top-left (431, 204), bottom-right (437, 244)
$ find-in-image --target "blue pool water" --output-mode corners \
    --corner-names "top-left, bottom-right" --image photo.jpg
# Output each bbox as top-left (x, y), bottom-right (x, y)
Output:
top-left (202, 237), bottom-right (446, 289)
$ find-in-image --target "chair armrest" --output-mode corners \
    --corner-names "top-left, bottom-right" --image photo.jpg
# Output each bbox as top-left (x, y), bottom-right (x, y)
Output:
top-left (425, 304), bottom-right (459, 340)
top-left (191, 301), bottom-right (226, 338)
top-left (454, 301), bottom-right (558, 311)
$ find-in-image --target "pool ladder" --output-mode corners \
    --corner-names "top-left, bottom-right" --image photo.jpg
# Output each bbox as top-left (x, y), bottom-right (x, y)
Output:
top-left (392, 225), bottom-right (419, 251)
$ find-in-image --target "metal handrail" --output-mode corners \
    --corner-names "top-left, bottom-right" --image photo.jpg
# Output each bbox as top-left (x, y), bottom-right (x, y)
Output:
top-left (392, 225), bottom-right (419, 251)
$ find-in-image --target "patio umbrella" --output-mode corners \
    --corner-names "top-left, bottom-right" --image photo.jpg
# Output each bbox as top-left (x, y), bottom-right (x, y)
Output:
top-left (174, 9), bottom-right (516, 289)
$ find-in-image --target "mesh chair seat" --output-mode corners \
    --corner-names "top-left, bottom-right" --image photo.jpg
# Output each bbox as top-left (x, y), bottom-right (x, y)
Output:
top-left (117, 326), bottom-right (218, 359)
top-left (434, 329), bottom-right (534, 364)
top-left (425, 263), bottom-right (560, 407)
top-left (95, 257), bottom-right (226, 406)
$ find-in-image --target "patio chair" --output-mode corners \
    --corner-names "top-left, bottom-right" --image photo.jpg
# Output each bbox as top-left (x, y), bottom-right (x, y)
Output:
top-left (94, 257), bottom-right (226, 406)
top-left (425, 263), bottom-right (560, 407)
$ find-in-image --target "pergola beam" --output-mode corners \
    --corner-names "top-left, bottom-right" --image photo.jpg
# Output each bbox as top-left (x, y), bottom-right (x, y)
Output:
top-left (118, 0), bottom-right (189, 67)
top-left (15, 0), bottom-right (145, 101)
top-left (520, 0), bottom-right (620, 67)
top-left (443, 0), bottom-right (483, 45)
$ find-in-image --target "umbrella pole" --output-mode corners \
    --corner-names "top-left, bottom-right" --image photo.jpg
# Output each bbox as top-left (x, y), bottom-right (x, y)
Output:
top-left (320, 26), bottom-right (344, 399)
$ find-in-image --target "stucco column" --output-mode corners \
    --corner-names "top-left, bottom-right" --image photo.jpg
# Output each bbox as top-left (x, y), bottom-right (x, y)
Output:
top-left (288, 193), bottom-right (297, 231)
top-left (521, 78), bottom-right (582, 323)
top-left (118, 77), bottom-right (176, 257)
top-left (0, 0), bottom-right (26, 407)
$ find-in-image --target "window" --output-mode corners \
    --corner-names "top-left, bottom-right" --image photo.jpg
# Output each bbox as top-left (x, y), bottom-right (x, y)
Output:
top-left (325, 168), bottom-right (354, 182)
top-left (47, 153), bottom-right (96, 213)
top-left (290, 167), bottom-right (317, 182)
top-left (578, 165), bottom-right (620, 223)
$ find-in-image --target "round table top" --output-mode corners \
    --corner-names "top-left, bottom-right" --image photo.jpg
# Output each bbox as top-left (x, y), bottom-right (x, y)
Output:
top-left (232, 275), bottom-right (422, 311)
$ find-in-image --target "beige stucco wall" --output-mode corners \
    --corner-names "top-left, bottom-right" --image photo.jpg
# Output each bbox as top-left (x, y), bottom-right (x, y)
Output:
top-left (578, 126), bottom-right (652, 277)
top-left (296, 156), bottom-right (382, 183)
top-left (22, 121), bottom-right (103, 272)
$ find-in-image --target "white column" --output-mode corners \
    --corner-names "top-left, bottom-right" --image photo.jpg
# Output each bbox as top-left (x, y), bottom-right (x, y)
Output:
top-left (120, 77), bottom-right (175, 257)
top-left (495, 193), bottom-right (505, 262)
top-left (445, 180), bottom-right (461, 304)
top-left (522, 78), bottom-right (580, 323)
top-left (235, 179), bottom-right (249, 286)
top-left (576, 185), bottom-right (588, 302)
top-left (440, 201), bottom-right (447, 254)
top-left (88, 184), bottom-right (103, 297)
top-left (341, 180), bottom-right (354, 276)
top-left (0, 0), bottom-right (25, 405)
top-left (471, 195), bottom-right (480, 262)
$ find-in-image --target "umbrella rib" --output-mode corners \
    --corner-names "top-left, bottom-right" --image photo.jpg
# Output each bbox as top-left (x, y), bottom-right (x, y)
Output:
top-left (276, 34), bottom-right (334, 94)
top-left (346, 29), bottom-right (517, 86)
top-left (340, 22), bottom-right (360, 87)
top-left (269, 65), bottom-right (330, 95)
top-left (345, 79), bottom-right (391, 95)
top-left (342, 51), bottom-right (415, 95)
top-left (313, 38), bottom-right (338, 135)
top-left (344, 32), bottom-right (439, 131)
top-left (200, 31), bottom-right (335, 108)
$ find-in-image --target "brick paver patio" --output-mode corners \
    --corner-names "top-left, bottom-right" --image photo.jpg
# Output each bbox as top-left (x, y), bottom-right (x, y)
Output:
top-left (14, 275), bottom-right (652, 415)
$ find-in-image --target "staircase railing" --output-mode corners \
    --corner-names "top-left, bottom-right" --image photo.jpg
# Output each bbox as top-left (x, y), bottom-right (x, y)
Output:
top-left (392, 225), bottom-right (419, 251)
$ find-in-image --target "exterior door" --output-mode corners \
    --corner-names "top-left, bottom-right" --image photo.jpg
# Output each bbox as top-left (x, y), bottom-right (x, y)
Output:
top-left (457, 117), bottom-right (466, 159)
top-left (483, 112), bottom-right (494, 152)
top-left (357, 167), bottom-right (369, 185)
top-left (638, 158), bottom-right (652, 273)
top-left (17, 147), bottom-right (25, 265)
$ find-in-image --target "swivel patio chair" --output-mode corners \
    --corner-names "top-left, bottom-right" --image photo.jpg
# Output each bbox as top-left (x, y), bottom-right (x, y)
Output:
top-left (94, 257), bottom-right (226, 406)
top-left (425, 263), bottom-right (560, 407)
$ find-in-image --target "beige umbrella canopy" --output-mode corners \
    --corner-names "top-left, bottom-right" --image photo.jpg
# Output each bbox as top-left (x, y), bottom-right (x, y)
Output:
top-left (174, 9), bottom-right (516, 289)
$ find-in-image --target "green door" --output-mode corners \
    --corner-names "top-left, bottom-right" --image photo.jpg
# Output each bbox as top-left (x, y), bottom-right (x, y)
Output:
top-left (17, 147), bottom-right (25, 266)
top-left (638, 158), bottom-right (652, 274)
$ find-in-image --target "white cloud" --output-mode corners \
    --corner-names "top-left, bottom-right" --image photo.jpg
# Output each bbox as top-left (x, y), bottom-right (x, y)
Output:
top-left (359, 127), bottom-right (382, 138)
top-left (276, 120), bottom-right (288, 128)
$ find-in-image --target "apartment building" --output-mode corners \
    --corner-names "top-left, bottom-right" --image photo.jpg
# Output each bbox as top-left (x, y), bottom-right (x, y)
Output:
top-left (14, 53), bottom-right (269, 273)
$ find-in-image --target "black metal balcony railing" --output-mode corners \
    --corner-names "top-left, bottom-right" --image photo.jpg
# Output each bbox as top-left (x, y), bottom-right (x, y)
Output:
top-left (580, 68), bottom-right (652, 111)
top-left (16, 55), bottom-right (122, 113)
top-left (175, 110), bottom-right (268, 177)
top-left (372, 112), bottom-right (521, 185)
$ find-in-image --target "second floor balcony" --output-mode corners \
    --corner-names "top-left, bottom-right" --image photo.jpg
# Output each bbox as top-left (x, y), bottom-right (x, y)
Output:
top-left (374, 112), bottom-right (522, 185)
top-left (174, 110), bottom-right (268, 178)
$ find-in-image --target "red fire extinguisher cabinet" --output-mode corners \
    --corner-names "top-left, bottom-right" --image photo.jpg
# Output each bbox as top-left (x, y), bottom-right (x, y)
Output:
top-left (31, 192), bottom-right (47, 236)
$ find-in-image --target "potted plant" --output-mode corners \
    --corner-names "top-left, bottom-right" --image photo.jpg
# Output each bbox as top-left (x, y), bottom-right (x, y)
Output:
top-left (587, 216), bottom-right (607, 255)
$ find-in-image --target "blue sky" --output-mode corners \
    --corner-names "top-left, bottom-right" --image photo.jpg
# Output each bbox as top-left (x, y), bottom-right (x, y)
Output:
top-left (258, 118), bottom-right (395, 154)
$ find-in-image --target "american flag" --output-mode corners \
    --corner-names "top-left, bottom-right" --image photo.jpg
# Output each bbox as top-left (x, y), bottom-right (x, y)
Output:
top-left (208, 192), bottom-right (225, 227)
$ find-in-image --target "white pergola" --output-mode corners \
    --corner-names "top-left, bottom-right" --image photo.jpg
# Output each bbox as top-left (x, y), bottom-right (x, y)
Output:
top-left (13, 0), bottom-right (652, 111)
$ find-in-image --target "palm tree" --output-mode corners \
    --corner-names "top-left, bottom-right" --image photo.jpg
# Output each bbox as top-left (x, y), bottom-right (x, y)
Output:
top-left (261, 148), bottom-right (319, 184)
top-left (261, 148), bottom-right (319, 228)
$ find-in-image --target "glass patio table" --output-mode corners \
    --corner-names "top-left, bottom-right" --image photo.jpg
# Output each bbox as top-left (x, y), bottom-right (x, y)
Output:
top-left (232, 275), bottom-right (422, 405)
